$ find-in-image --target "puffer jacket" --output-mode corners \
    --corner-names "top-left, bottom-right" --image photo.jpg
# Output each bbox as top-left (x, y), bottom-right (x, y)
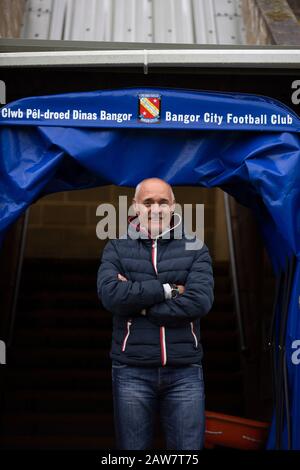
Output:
top-left (97, 213), bottom-right (214, 367)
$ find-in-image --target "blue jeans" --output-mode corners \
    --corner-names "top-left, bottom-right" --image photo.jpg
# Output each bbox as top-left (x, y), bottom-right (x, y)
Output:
top-left (111, 363), bottom-right (205, 450)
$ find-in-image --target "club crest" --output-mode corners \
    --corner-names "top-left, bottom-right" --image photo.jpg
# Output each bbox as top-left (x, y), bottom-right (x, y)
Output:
top-left (138, 94), bottom-right (161, 123)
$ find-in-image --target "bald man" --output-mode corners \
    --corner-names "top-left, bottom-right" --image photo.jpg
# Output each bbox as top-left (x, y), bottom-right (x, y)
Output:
top-left (97, 177), bottom-right (214, 450)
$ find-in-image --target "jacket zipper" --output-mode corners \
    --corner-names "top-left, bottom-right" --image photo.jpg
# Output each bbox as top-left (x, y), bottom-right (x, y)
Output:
top-left (190, 321), bottom-right (198, 348)
top-left (122, 318), bottom-right (132, 352)
top-left (152, 238), bottom-right (167, 367)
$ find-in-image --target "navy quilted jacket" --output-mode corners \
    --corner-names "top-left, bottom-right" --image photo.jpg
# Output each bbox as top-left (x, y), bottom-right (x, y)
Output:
top-left (97, 213), bottom-right (214, 367)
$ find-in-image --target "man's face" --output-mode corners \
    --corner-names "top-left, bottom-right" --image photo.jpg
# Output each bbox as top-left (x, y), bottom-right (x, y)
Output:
top-left (133, 181), bottom-right (175, 237)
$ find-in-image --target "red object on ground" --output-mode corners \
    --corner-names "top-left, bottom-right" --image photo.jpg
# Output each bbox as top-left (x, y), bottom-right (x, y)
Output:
top-left (204, 411), bottom-right (269, 450)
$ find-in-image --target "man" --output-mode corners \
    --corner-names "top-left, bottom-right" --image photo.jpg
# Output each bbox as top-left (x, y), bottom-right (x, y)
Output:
top-left (97, 177), bottom-right (214, 450)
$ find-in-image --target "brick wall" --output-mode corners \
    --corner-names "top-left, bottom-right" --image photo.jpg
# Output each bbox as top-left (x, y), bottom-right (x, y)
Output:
top-left (24, 187), bottom-right (112, 259)
top-left (24, 186), bottom-right (220, 260)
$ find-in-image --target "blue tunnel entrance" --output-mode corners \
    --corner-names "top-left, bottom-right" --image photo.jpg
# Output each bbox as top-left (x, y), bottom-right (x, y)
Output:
top-left (0, 87), bottom-right (300, 449)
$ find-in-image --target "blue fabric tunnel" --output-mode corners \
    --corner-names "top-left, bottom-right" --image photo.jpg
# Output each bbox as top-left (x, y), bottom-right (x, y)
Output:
top-left (0, 87), bottom-right (300, 449)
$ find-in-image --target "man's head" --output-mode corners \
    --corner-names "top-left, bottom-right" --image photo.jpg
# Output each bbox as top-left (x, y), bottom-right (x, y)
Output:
top-left (133, 177), bottom-right (175, 238)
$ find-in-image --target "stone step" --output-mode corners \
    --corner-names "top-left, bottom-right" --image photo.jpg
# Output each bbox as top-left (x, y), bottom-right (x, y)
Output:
top-left (13, 328), bottom-right (111, 348)
top-left (205, 392), bottom-right (244, 416)
top-left (1, 257), bottom-right (242, 448)
top-left (0, 412), bottom-right (114, 436)
top-left (18, 291), bottom-right (100, 311)
top-left (15, 308), bottom-right (235, 332)
top-left (201, 329), bottom-right (239, 351)
top-left (13, 326), bottom-right (238, 352)
top-left (15, 308), bottom-right (111, 329)
top-left (5, 368), bottom-right (112, 390)
top-left (17, 294), bottom-right (233, 316)
top-left (2, 390), bottom-right (114, 413)
top-left (8, 347), bottom-right (110, 368)
top-left (201, 310), bottom-right (237, 330)
top-left (8, 347), bottom-right (239, 371)
top-left (20, 271), bottom-right (232, 291)
top-left (0, 433), bottom-right (168, 450)
top-left (5, 367), bottom-right (242, 393)
top-left (0, 434), bottom-right (116, 450)
top-left (20, 259), bottom-right (230, 277)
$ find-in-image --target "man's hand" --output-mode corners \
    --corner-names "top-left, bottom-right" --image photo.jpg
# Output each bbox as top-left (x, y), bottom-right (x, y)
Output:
top-left (117, 275), bottom-right (185, 317)
top-left (118, 274), bottom-right (185, 296)
top-left (177, 285), bottom-right (185, 295)
top-left (117, 275), bottom-right (185, 315)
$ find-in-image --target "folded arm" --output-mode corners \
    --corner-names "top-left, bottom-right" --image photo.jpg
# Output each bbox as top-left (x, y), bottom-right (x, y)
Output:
top-left (97, 240), bottom-right (165, 316)
top-left (145, 244), bottom-right (214, 327)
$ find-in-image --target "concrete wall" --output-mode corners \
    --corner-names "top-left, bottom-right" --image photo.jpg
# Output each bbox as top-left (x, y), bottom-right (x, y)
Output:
top-left (24, 185), bottom-right (220, 260)
top-left (0, 0), bottom-right (25, 38)
top-left (242, 0), bottom-right (274, 44)
top-left (242, 0), bottom-right (300, 45)
top-left (287, 0), bottom-right (300, 21)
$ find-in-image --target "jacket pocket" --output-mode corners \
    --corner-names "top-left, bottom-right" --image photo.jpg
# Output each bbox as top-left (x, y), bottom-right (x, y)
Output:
top-left (121, 318), bottom-right (133, 352)
top-left (190, 321), bottom-right (198, 349)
